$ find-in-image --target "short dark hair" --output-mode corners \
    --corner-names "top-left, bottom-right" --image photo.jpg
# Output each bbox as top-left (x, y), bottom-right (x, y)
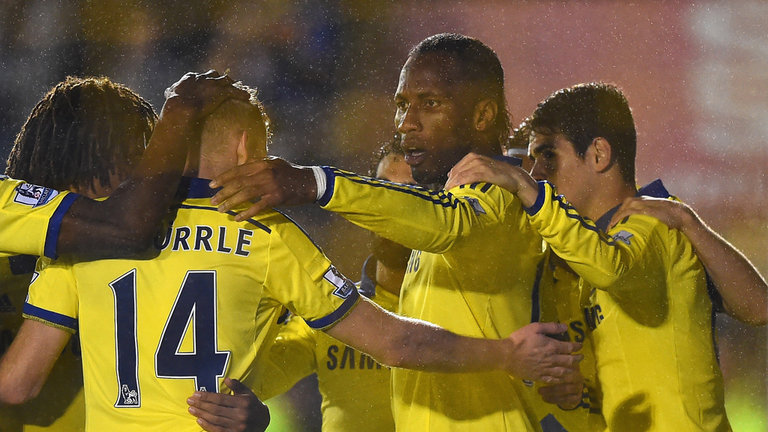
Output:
top-left (409, 33), bottom-right (510, 149)
top-left (6, 76), bottom-right (157, 192)
top-left (530, 82), bottom-right (636, 184)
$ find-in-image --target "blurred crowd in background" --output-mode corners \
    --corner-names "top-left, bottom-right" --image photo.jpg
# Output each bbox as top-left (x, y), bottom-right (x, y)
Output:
top-left (0, 1), bottom-right (765, 430)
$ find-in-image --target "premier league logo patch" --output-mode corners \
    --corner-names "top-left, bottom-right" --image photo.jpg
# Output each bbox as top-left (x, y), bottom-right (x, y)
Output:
top-left (464, 197), bottom-right (486, 215)
top-left (612, 230), bottom-right (634, 245)
top-left (14, 183), bottom-right (59, 207)
top-left (324, 266), bottom-right (355, 299)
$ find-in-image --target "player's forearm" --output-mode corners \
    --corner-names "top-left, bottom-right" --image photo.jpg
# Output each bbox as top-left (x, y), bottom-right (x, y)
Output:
top-left (527, 181), bottom-right (636, 288)
top-left (679, 211), bottom-right (768, 325)
top-left (320, 167), bottom-right (478, 253)
top-left (57, 107), bottom-right (193, 258)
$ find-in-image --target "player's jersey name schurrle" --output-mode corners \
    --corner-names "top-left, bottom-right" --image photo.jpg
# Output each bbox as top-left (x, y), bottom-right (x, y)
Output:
top-left (156, 223), bottom-right (255, 256)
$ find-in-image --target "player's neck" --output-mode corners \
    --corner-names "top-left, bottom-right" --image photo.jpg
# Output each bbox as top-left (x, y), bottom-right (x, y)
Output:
top-left (375, 263), bottom-right (404, 297)
top-left (586, 177), bottom-right (637, 221)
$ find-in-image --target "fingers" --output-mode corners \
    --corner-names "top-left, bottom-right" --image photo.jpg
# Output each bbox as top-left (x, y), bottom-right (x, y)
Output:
top-left (539, 382), bottom-right (584, 407)
top-left (531, 321), bottom-right (568, 335)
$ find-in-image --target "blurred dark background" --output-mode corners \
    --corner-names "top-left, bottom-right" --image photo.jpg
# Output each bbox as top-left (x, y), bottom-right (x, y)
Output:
top-left (1, 1), bottom-right (765, 430)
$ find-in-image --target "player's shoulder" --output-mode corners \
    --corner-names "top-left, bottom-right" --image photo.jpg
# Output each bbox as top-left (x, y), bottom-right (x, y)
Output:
top-left (448, 181), bottom-right (523, 218)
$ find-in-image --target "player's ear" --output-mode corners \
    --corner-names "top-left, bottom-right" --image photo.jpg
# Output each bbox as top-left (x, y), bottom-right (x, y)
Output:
top-left (473, 99), bottom-right (497, 132)
top-left (236, 130), bottom-right (249, 166)
top-left (591, 137), bottom-right (613, 173)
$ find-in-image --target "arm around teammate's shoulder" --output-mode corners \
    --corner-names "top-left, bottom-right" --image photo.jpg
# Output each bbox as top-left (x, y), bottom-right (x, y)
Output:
top-left (611, 196), bottom-right (768, 325)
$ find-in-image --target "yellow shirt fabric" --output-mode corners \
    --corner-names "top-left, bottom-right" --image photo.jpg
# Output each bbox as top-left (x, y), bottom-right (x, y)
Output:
top-left (318, 167), bottom-right (546, 431)
top-left (0, 255), bottom-right (85, 431)
top-left (23, 177), bottom-right (360, 431)
top-left (526, 180), bottom-right (730, 432)
top-left (0, 176), bottom-right (76, 258)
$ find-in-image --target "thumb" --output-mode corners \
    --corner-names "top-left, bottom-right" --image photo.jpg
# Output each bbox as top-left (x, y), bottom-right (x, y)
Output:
top-left (225, 378), bottom-right (251, 396)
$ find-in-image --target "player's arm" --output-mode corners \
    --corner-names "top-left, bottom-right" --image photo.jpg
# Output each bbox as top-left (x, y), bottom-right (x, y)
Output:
top-left (447, 152), bottom-right (645, 289)
top-left (56, 71), bottom-right (250, 259)
top-left (0, 319), bottom-right (71, 405)
top-left (187, 378), bottom-right (270, 432)
top-left (610, 196), bottom-right (768, 325)
top-left (210, 158), bottom-right (506, 253)
top-left (325, 297), bottom-right (581, 383)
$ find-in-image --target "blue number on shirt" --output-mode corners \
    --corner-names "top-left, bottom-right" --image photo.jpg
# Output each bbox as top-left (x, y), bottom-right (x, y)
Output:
top-left (155, 271), bottom-right (230, 392)
top-left (111, 270), bottom-right (231, 408)
top-left (110, 270), bottom-right (141, 407)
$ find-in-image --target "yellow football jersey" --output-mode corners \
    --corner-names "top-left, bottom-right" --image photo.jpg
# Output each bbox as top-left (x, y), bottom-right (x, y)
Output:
top-left (0, 176), bottom-right (77, 258)
top-left (23, 178), bottom-right (360, 431)
top-left (253, 257), bottom-right (399, 432)
top-left (0, 255), bottom-right (85, 432)
top-left (526, 180), bottom-right (730, 431)
top-left (317, 167), bottom-right (546, 431)
top-left (521, 251), bottom-right (606, 432)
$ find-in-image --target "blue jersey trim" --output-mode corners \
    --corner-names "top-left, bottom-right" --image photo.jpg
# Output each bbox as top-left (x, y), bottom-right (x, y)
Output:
top-left (530, 256), bottom-right (546, 323)
top-left (44, 192), bottom-right (79, 259)
top-left (23, 302), bottom-right (77, 331)
top-left (177, 203), bottom-right (272, 234)
top-left (318, 167), bottom-right (336, 206)
top-left (184, 177), bottom-right (219, 199)
top-left (524, 181), bottom-right (548, 216)
top-left (305, 288), bottom-right (360, 330)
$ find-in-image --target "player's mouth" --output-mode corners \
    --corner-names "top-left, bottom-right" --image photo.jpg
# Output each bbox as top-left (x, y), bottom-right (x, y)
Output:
top-left (404, 148), bottom-right (426, 166)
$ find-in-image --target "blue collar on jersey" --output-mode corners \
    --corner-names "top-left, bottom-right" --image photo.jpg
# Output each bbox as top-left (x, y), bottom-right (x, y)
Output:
top-left (358, 254), bottom-right (377, 299)
top-left (594, 179), bottom-right (671, 231)
top-left (178, 177), bottom-right (219, 199)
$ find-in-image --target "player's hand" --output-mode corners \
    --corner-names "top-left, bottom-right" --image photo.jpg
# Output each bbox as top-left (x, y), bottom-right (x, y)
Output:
top-left (609, 196), bottom-right (694, 230)
top-left (503, 322), bottom-right (582, 384)
top-left (209, 157), bottom-right (317, 220)
top-left (446, 153), bottom-right (539, 206)
top-left (538, 369), bottom-right (585, 410)
top-left (187, 378), bottom-right (270, 432)
top-left (162, 70), bottom-right (250, 121)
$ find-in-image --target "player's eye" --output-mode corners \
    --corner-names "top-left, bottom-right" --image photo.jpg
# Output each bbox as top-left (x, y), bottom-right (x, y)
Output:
top-left (424, 99), bottom-right (440, 108)
top-left (395, 99), bottom-right (408, 111)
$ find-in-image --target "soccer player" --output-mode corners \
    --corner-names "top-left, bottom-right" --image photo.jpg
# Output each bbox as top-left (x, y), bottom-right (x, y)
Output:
top-left (0, 75), bottom-right (256, 432)
top-left (2, 82), bottom-right (578, 431)
top-left (446, 82), bottom-right (732, 430)
top-left (245, 140), bottom-right (414, 432)
top-left (0, 70), bottom-right (248, 260)
top-left (208, 33), bottom-right (583, 431)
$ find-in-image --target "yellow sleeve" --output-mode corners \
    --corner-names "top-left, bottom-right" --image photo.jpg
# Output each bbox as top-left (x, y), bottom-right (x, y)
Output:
top-left (251, 316), bottom-right (318, 400)
top-left (263, 215), bottom-right (360, 330)
top-left (526, 181), bottom-right (657, 289)
top-left (22, 257), bottom-right (79, 333)
top-left (318, 167), bottom-right (521, 253)
top-left (0, 177), bottom-right (78, 258)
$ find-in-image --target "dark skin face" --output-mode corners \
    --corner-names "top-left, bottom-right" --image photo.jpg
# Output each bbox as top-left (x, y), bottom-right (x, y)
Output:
top-left (394, 53), bottom-right (479, 185)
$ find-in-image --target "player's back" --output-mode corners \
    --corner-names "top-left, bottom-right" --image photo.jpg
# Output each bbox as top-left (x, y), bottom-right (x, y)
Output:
top-left (26, 178), bottom-right (356, 431)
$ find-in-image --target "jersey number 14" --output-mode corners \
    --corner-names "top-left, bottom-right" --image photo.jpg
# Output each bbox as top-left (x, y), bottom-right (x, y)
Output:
top-left (110, 269), bottom-right (231, 408)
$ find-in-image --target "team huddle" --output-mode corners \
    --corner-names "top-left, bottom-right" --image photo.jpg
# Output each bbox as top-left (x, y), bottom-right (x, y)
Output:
top-left (0, 33), bottom-right (765, 432)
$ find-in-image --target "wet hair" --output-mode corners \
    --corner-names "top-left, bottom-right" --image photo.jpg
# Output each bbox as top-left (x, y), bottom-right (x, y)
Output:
top-left (200, 83), bottom-right (271, 158)
top-left (6, 76), bottom-right (156, 192)
top-left (409, 33), bottom-right (510, 149)
top-left (529, 82), bottom-right (636, 184)
top-left (368, 136), bottom-right (405, 178)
